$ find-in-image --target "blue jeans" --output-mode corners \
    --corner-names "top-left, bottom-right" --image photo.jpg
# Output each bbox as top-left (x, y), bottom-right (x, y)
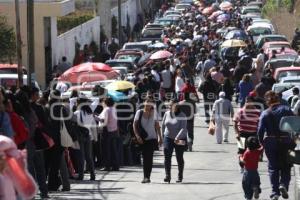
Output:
top-left (263, 137), bottom-right (294, 197)
top-left (242, 170), bottom-right (261, 199)
top-left (78, 135), bottom-right (95, 178)
top-left (163, 137), bottom-right (185, 179)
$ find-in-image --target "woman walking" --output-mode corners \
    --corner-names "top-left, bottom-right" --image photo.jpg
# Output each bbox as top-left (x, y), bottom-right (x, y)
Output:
top-left (133, 99), bottom-right (162, 183)
top-left (162, 100), bottom-right (187, 183)
top-left (239, 74), bottom-right (254, 107)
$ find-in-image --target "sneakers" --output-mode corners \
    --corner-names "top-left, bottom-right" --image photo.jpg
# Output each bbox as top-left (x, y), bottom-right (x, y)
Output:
top-left (223, 139), bottom-right (229, 143)
top-left (271, 195), bottom-right (279, 200)
top-left (253, 187), bottom-right (260, 199)
top-left (279, 185), bottom-right (289, 199)
top-left (141, 178), bottom-right (151, 184)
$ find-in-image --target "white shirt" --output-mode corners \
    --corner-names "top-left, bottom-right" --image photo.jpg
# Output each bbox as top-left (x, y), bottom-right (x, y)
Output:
top-left (292, 100), bottom-right (300, 115)
top-left (161, 69), bottom-right (172, 89)
top-left (98, 107), bottom-right (118, 132)
top-left (74, 110), bottom-right (97, 141)
top-left (151, 69), bottom-right (160, 82)
top-left (134, 109), bottom-right (158, 140)
top-left (175, 76), bottom-right (185, 92)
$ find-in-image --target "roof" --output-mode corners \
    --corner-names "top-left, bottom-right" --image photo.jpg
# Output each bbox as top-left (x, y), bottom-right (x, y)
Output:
top-left (247, 23), bottom-right (273, 29)
top-left (275, 66), bottom-right (300, 73)
top-left (105, 59), bottom-right (135, 63)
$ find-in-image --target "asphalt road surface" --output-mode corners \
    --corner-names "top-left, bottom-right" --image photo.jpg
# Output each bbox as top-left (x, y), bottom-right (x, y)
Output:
top-left (45, 103), bottom-right (295, 200)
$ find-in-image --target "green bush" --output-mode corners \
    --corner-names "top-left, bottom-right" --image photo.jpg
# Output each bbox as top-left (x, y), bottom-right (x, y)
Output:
top-left (57, 13), bottom-right (94, 35)
top-left (0, 16), bottom-right (16, 62)
top-left (262, 0), bottom-right (295, 16)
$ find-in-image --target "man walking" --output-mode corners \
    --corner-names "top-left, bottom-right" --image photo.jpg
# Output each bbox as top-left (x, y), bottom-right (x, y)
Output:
top-left (212, 92), bottom-right (234, 144)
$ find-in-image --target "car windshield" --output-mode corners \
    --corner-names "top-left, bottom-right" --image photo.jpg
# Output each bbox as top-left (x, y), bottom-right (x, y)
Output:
top-left (107, 62), bottom-right (134, 71)
top-left (142, 29), bottom-right (162, 38)
top-left (250, 28), bottom-right (271, 36)
top-left (278, 71), bottom-right (300, 81)
top-left (116, 55), bottom-right (141, 63)
top-left (243, 8), bottom-right (260, 14)
top-left (283, 79), bottom-right (300, 83)
top-left (124, 45), bottom-right (148, 52)
top-left (175, 4), bottom-right (190, 10)
top-left (269, 43), bottom-right (290, 49)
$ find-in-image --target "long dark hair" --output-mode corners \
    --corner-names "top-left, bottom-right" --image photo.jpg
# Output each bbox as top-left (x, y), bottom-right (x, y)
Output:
top-left (77, 98), bottom-right (92, 115)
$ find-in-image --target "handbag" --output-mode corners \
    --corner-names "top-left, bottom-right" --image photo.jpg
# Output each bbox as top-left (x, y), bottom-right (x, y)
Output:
top-left (60, 119), bottom-right (74, 147)
top-left (208, 121), bottom-right (215, 135)
top-left (34, 123), bottom-right (54, 151)
top-left (138, 110), bottom-right (148, 141)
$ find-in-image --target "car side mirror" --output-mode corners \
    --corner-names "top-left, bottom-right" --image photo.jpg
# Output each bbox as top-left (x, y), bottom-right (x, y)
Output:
top-left (279, 116), bottom-right (300, 134)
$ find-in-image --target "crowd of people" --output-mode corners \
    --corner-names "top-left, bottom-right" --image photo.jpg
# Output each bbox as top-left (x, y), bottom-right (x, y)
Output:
top-left (1, 0), bottom-right (300, 200)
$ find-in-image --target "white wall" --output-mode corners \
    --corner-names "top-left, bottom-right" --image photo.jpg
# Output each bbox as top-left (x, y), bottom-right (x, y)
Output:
top-left (53, 16), bottom-right (100, 66)
top-left (111, 0), bottom-right (142, 29)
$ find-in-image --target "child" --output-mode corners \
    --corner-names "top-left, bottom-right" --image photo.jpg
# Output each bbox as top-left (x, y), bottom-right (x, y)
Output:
top-left (240, 136), bottom-right (263, 200)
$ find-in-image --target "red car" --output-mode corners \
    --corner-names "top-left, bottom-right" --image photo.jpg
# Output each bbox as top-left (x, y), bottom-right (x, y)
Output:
top-left (0, 64), bottom-right (27, 74)
top-left (114, 49), bottom-right (144, 64)
top-left (262, 41), bottom-right (297, 58)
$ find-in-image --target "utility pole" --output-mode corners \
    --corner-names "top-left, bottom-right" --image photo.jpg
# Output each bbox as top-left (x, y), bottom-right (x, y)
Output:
top-left (118, 0), bottom-right (122, 46)
top-left (15, 0), bottom-right (23, 88)
top-left (27, 0), bottom-right (34, 87)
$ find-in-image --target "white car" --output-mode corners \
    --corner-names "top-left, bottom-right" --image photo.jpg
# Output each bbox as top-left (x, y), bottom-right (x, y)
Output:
top-left (175, 3), bottom-right (191, 12)
top-left (164, 10), bottom-right (181, 17)
top-left (280, 76), bottom-right (300, 83)
top-left (0, 74), bottom-right (40, 90)
top-left (247, 23), bottom-right (275, 42)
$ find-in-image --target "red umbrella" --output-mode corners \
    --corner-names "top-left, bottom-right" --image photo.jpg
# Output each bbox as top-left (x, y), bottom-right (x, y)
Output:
top-left (63, 62), bottom-right (113, 74)
top-left (150, 50), bottom-right (173, 60)
top-left (59, 62), bottom-right (118, 84)
top-left (59, 71), bottom-right (119, 84)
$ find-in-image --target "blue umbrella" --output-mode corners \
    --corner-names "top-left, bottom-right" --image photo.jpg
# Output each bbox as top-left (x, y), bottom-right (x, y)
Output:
top-left (107, 90), bottom-right (128, 102)
top-left (225, 30), bottom-right (248, 40)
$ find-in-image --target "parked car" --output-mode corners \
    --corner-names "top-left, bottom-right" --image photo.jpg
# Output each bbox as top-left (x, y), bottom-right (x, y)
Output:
top-left (241, 5), bottom-right (261, 15)
top-left (264, 58), bottom-right (300, 71)
top-left (175, 3), bottom-right (192, 11)
top-left (164, 10), bottom-right (182, 17)
top-left (122, 42), bottom-right (151, 52)
top-left (247, 23), bottom-right (275, 42)
top-left (154, 17), bottom-right (181, 26)
top-left (255, 34), bottom-right (288, 49)
top-left (224, 29), bottom-right (249, 40)
top-left (105, 59), bottom-right (137, 73)
top-left (0, 64), bottom-right (27, 74)
top-left (114, 49), bottom-right (144, 64)
top-left (279, 76), bottom-right (300, 83)
top-left (273, 66), bottom-right (300, 82)
top-left (247, 1), bottom-right (263, 8)
top-left (144, 23), bottom-right (164, 29)
top-left (0, 74), bottom-right (39, 90)
top-left (141, 28), bottom-right (163, 42)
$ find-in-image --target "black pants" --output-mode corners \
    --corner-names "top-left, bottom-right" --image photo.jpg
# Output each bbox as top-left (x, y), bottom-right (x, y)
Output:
top-left (102, 131), bottom-right (120, 169)
top-left (164, 137), bottom-right (185, 179)
top-left (78, 134), bottom-right (95, 178)
top-left (45, 145), bottom-right (64, 191)
top-left (204, 102), bottom-right (213, 123)
top-left (141, 139), bottom-right (156, 179)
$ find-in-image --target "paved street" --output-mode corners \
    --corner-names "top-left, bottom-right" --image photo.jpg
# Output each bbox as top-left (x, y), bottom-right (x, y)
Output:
top-left (47, 104), bottom-right (295, 200)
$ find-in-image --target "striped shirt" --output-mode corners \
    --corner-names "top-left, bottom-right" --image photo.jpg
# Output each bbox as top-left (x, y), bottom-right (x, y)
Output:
top-left (234, 107), bottom-right (261, 133)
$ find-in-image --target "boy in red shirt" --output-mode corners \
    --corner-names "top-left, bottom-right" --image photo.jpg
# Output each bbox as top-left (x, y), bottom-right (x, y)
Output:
top-left (240, 137), bottom-right (263, 200)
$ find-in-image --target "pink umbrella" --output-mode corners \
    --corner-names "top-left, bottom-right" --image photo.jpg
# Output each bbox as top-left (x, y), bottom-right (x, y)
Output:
top-left (63, 62), bottom-right (113, 74)
top-left (150, 50), bottom-right (173, 60)
top-left (220, 1), bottom-right (233, 11)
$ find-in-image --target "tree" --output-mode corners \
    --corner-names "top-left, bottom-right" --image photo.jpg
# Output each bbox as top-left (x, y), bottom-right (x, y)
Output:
top-left (0, 16), bottom-right (16, 63)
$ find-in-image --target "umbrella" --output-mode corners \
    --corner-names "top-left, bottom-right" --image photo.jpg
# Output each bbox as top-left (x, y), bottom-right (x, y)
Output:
top-left (225, 29), bottom-right (248, 40)
top-left (202, 6), bottom-right (215, 15)
top-left (59, 71), bottom-right (119, 84)
top-left (150, 50), bottom-right (173, 60)
top-left (105, 80), bottom-right (135, 91)
top-left (63, 62), bottom-right (112, 75)
top-left (221, 39), bottom-right (247, 48)
top-left (217, 13), bottom-right (230, 22)
top-left (107, 90), bottom-right (128, 102)
top-left (59, 62), bottom-right (118, 84)
top-left (220, 1), bottom-right (233, 11)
